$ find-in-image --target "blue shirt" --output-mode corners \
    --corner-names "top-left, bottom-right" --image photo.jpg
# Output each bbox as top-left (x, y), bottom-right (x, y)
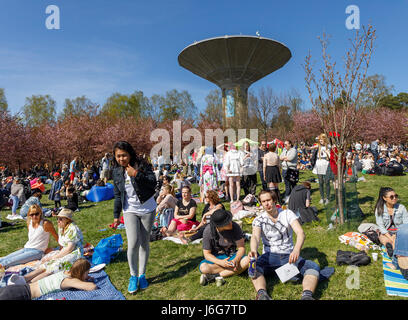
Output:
top-left (69, 160), bottom-right (76, 173)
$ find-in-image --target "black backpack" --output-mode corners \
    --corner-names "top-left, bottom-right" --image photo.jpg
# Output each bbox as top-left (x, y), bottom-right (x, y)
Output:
top-left (150, 227), bottom-right (164, 242)
top-left (362, 229), bottom-right (381, 245)
top-left (336, 250), bottom-right (371, 266)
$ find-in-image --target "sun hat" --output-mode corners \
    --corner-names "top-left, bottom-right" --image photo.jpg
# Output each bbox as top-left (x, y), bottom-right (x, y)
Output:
top-left (211, 209), bottom-right (233, 228)
top-left (57, 208), bottom-right (74, 221)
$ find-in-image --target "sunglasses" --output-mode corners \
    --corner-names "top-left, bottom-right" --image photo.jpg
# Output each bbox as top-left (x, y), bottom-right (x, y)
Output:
top-left (29, 212), bottom-right (40, 217)
top-left (388, 194), bottom-right (399, 200)
top-left (57, 217), bottom-right (66, 221)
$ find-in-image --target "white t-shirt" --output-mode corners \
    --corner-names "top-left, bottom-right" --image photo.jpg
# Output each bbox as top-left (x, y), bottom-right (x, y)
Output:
top-left (313, 146), bottom-right (329, 175)
top-left (362, 158), bottom-right (374, 171)
top-left (123, 171), bottom-right (157, 214)
top-left (102, 157), bottom-right (109, 170)
top-left (252, 208), bottom-right (298, 254)
top-left (223, 150), bottom-right (244, 176)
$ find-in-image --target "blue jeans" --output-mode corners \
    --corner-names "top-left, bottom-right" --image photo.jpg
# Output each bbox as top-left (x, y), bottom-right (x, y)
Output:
top-left (255, 252), bottom-right (320, 281)
top-left (0, 248), bottom-right (44, 268)
top-left (10, 195), bottom-right (19, 214)
top-left (392, 224), bottom-right (408, 269)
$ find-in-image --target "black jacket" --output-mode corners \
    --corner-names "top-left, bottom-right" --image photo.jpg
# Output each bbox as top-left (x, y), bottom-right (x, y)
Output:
top-left (112, 162), bottom-right (157, 219)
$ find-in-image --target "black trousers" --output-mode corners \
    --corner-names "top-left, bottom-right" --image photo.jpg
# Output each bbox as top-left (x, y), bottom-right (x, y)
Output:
top-left (0, 284), bottom-right (31, 300)
top-left (242, 174), bottom-right (257, 196)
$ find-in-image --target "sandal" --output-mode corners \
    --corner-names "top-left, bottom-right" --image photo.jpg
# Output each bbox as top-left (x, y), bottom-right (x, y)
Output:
top-left (386, 243), bottom-right (394, 258)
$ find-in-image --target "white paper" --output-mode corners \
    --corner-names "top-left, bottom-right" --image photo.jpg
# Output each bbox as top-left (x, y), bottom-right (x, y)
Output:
top-left (275, 263), bottom-right (300, 283)
top-left (89, 263), bottom-right (106, 273)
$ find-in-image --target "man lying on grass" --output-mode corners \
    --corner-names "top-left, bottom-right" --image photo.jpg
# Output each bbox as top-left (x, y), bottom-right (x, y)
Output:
top-left (198, 209), bottom-right (249, 286)
top-left (248, 190), bottom-right (334, 300)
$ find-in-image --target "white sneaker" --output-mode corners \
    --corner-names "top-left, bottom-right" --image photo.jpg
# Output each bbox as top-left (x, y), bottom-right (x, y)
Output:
top-left (324, 199), bottom-right (330, 205)
top-left (319, 199), bottom-right (324, 205)
top-left (14, 215), bottom-right (24, 220)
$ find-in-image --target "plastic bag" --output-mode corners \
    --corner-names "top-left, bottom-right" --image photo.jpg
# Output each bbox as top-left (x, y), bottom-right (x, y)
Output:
top-left (92, 234), bottom-right (123, 265)
top-left (338, 232), bottom-right (378, 251)
top-left (230, 200), bottom-right (244, 215)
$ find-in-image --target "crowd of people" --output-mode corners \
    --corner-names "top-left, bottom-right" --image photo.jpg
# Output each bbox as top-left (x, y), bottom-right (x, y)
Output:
top-left (1, 136), bottom-right (408, 300)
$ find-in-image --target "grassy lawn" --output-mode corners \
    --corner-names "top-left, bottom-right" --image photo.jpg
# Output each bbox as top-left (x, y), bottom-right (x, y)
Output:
top-left (1, 170), bottom-right (408, 300)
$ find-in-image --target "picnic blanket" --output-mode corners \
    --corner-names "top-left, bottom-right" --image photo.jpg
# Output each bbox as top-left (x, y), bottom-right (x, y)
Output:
top-left (35, 269), bottom-right (125, 300)
top-left (382, 247), bottom-right (408, 297)
top-left (2, 260), bottom-right (125, 300)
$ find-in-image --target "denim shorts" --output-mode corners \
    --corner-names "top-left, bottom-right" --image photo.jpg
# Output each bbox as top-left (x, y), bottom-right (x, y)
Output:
top-left (392, 224), bottom-right (408, 269)
top-left (255, 252), bottom-right (320, 280)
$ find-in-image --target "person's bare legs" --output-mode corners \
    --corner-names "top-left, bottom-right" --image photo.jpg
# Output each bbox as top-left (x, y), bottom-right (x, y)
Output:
top-left (251, 274), bottom-right (268, 293)
top-left (24, 267), bottom-right (49, 283)
top-left (162, 220), bottom-right (178, 237)
top-left (302, 274), bottom-right (319, 293)
top-left (200, 257), bottom-right (249, 278)
top-left (235, 180), bottom-right (241, 202)
top-left (228, 177), bottom-right (235, 202)
top-left (379, 234), bottom-right (394, 248)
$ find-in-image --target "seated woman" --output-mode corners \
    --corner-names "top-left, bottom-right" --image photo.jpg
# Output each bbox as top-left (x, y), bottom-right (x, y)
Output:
top-left (0, 258), bottom-right (97, 300)
top-left (0, 205), bottom-right (58, 269)
top-left (24, 208), bottom-right (84, 283)
top-left (179, 189), bottom-right (224, 244)
top-left (362, 154), bottom-right (375, 174)
top-left (172, 172), bottom-right (191, 200)
top-left (171, 171), bottom-right (183, 193)
top-left (155, 185), bottom-right (177, 227)
top-left (18, 188), bottom-right (50, 219)
top-left (375, 187), bottom-right (408, 261)
top-left (66, 185), bottom-right (79, 212)
top-left (198, 209), bottom-right (249, 285)
top-left (160, 186), bottom-right (198, 237)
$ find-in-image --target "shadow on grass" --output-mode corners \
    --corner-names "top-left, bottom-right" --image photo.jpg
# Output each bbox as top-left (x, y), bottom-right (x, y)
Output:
top-left (301, 247), bottom-right (329, 268)
top-left (358, 195), bottom-right (375, 209)
top-left (78, 204), bottom-right (97, 209)
top-left (148, 257), bottom-right (203, 285)
top-left (0, 222), bottom-right (25, 233)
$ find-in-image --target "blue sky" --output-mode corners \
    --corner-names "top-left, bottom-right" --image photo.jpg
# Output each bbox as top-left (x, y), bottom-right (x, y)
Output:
top-left (0, 0), bottom-right (407, 115)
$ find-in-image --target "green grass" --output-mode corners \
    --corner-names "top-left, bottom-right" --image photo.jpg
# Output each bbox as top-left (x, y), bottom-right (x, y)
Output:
top-left (1, 171), bottom-right (408, 300)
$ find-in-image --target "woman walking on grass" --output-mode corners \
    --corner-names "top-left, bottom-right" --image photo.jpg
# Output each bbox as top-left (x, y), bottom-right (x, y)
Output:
top-left (112, 141), bottom-right (157, 294)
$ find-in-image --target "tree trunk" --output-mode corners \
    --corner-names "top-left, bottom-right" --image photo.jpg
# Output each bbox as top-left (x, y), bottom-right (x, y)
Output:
top-left (337, 151), bottom-right (345, 224)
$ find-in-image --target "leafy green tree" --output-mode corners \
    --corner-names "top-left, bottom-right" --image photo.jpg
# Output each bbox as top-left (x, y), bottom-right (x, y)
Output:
top-left (101, 90), bottom-right (149, 120)
top-left (156, 89), bottom-right (197, 122)
top-left (59, 95), bottom-right (99, 120)
top-left (199, 89), bottom-right (223, 124)
top-left (378, 92), bottom-right (408, 110)
top-left (270, 105), bottom-right (293, 138)
top-left (0, 88), bottom-right (8, 113)
top-left (359, 74), bottom-right (393, 108)
top-left (22, 94), bottom-right (56, 127)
